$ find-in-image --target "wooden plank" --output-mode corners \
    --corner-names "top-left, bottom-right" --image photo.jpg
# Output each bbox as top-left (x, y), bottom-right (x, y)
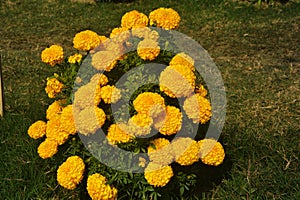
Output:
top-left (0, 55), bottom-right (3, 117)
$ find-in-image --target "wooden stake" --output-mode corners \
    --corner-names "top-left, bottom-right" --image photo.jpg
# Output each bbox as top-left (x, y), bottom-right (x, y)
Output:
top-left (0, 55), bottom-right (3, 117)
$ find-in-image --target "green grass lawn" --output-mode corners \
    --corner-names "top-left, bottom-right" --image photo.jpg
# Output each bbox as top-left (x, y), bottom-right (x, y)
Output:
top-left (1, 0), bottom-right (299, 199)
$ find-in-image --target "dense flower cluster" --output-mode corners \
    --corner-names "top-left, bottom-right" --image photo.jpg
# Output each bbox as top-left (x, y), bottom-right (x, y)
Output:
top-left (149, 8), bottom-right (180, 30)
top-left (29, 7), bottom-right (227, 199)
top-left (87, 173), bottom-right (118, 200)
top-left (45, 77), bottom-right (64, 98)
top-left (41, 45), bottom-right (64, 66)
top-left (57, 156), bottom-right (85, 190)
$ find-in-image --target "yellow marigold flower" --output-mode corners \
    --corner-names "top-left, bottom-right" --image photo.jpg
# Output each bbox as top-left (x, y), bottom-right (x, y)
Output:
top-left (46, 100), bottom-right (64, 120)
top-left (110, 27), bottom-right (130, 42)
top-left (121, 10), bottom-right (149, 30)
top-left (74, 82), bottom-right (101, 110)
top-left (87, 173), bottom-right (118, 200)
top-left (27, 120), bottom-right (47, 139)
top-left (68, 53), bottom-right (82, 64)
top-left (73, 30), bottom-right (105, 51)
top-left (137, 39), bottom-right (160, 61)
top-left (45, 78), bottom-right (64, 98)
top-left (46, 115), bottom-right (69, 145)
top-left (107, 123), bottom-right (134, 145)
top-left (131, 27), bottom-right (159, 41)
top-left (198, 139), bottom-right (225, 166)
top-left (183, 93), bottom-right (212, 124)
top-left (169, 52), bottom-right (195, 71)
top-left (37, 138), bottom-right (58, 159)
top-left (133, 92), bottom-right (165, 116)
top-left (144, 163), bottom-right (173, 187)
top-left (127, 114), bottom-right (153, 137)
top-left (75, 106), bottom-right (106, 135)
top-left (100, 85), bottom-right (121, 104)
top-left (41, 45), bottom-right (64, 66)
top-left (90, 73), bottom-right (109, 86)
top-left (195, 84), bottom-right (208, 97)
top-left (57, 156), bottom-right (85, 190)
top-left (92, 50), bottom-right (118, 72)
top-left (60, 105), bottom-right (76, 135)
top-left (153, 106), bottom-right (182, 136)
top-left (172, 137), bottom-right (200, 166)
top-left (148, 138), bottom-right (174, 166)
top-left (149, 8), bottom-right (180, 30)
top-left (159, 65), bottom-right (195, 98)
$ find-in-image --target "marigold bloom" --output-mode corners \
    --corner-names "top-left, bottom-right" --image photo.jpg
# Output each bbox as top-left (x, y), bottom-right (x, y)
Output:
top-left (195, 84), bottom-right (208, 97)
top-left (45, 78), bottom-right (64, 99)
top-left (144, 163), bottom-right (173, 187)
top-left (149, 8), bottom-right (180, 30)
top-left (92, 50), bottom-right (118, 71)
top-left (159, 65), bottom-right (195, 98)
top-left (41, 45), bottom-right (64, 66)
top-left (68, 53), bottom-right (82, 64)
top-left (37, 138), bottom-right (58, 159)
top-left (87, 173), bottom-right (118, 200)
top-left (198, 139), bottom-right (225, 166)
top-left (57, 156), bottom-right (85, 190)
top-left (127, 114), bottom-right (153, 137)
top-left (75, 106), bottom-right (106, 135)
top-left (183, 93), bottom-right (212, 124)
top-left (121, 10), bottom-right (149, 29)
top-left (74, 82), bottom-right (101, 110)
top-left (46, 100), bottom-right (64, 120)
top-left (148, 138), bottom-right (174, 166)
top-left (153, 106), bottom-right (182, 136)
top-left (90, 73), bottom-right (109, 86)
top-left (46, 115), bottom-right (69, 145)
top-left (107, 123), bottom-right (134, 145)
top-left (169, 52), bottom-right (195, 71)
top-left (73, 30), bottom-right (106, 51)
top-left (27, 120), bottom-right (47, 139)
top-left (137, 39), bottom-right (160, 60)
top-left (100, 85), bottom-right (121, 104)
top-left (110, 27), bottom-right (130, 43)
top-left (133, 92), bottom-right (165, 116)
top-left (60, 105), bottom-right (76, 135)
top-left (131, 27), bottom-right (159, 41)
top-left (172, 137), bottom-right (200, 166)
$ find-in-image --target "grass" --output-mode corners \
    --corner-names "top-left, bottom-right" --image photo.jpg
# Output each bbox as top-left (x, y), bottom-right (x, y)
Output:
top-left (0, 0), bottom-right (299, 199)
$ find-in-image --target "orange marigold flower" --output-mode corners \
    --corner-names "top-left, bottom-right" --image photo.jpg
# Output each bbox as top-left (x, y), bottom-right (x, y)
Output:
top-left (90, 73), bottom-right (109, 86)
top-left (198, 139), bottom-right (225, 166)
top-left (159, 65), bottom-right (195, 98)
top-left (57, 156), bottom-right (85, 190)
top-left (92, 50), bottom-right (118, 71)
top-left (137, 39), bottom-right (160, 60)
top-left (41, 45), bottom-right (64, 66)
top-left (148, 138), bottom-right (174, 166)
top-left (27, 120), bottom-right (47, 139)
top-left (60, 105), bottom-right (76, 135)
top-left (195, 84), bottom-right (208, 97)
top-left (68, 53), bottom-right (82, 64)
top-left (73, 30), bottom-right (106, 51)
top-left (107, 123), bottom-right (134, 145)
top-left (45, 77), bottom-right (64, 99)
top-left (131, 27), bottom-right (159, 41)
top-left (172, 137), bottom-right (200, 166)
top-left (46, 100), bottom-right (64, 120)
top-left (37, 138), bottom-right (58, 159)
top-left (149, 8), bottom-right (180, 30)
top-left (110, 27), bottom-right (130, 43)
top-left (74, 82), bottom-right (101, 110)
top-left (133, 92), bottom-right (165, 116)
top-left (127, 114), bottom-right (153, 137)
top-left (121, 10), bottom-right (149, 30)
top-left (46, 115), bottom-right (69, 145)
top-left (183, 93), bottom-right (212, 124)
top-left (169, 52), bottom-right (195, 71)
top-left (100, 85), bottom-right (121, 104)
top-left (87, 173), bottom-right (118, 200)
top-left (144, 162), bottom-right (173, 187)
